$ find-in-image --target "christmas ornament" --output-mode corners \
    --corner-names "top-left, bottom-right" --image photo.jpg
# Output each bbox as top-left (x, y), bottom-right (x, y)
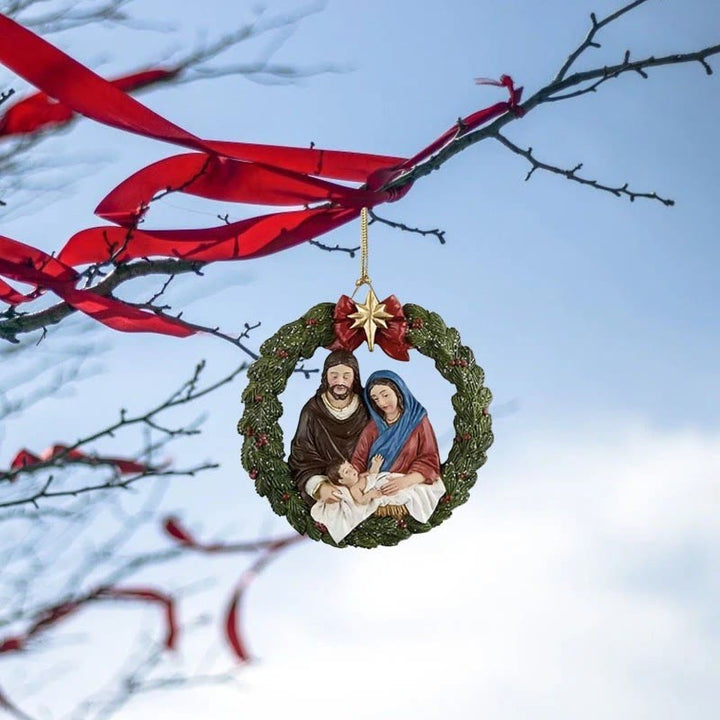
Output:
top-left (238, 209), bottom-right (492, 548)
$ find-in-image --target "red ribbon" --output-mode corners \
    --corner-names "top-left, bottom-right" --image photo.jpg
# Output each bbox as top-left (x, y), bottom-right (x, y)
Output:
top-left (162, 516), bottom-right (304, 663)
top-left (96, 587), bottom-right (178, 650)
top-left (223, 535), bottom-right (304, 662)
top-left (0, 13), bottom-right (523, 338)
top-left (0, 586), bottom-right (178, 655)
top-left (330, 294), bottom-right (411, 361)
top-left (0, 234), bottom-right (194, 336)
top-left (0, 68), bottom-right (178, 137)
top-left (162, 516), bottom-right (240, 553)
top-left (7, 443), bottom-right (151, 477)
top-left (59, 206), bottom-right (362, 266)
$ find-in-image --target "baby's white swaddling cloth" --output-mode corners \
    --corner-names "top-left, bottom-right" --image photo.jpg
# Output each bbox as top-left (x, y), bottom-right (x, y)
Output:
top-left (311, 472), bottom-right (446, 543)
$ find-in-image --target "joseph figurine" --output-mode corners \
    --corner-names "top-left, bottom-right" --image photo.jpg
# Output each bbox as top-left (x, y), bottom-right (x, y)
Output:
top-left (289, 349), bottom-right (369, 505)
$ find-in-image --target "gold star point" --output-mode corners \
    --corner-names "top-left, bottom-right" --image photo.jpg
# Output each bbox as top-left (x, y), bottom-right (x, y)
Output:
top-left (348, 288), bottom-right (393, 351)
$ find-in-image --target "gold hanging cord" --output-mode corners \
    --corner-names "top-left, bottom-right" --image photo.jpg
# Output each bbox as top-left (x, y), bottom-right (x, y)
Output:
top-left (347, 208), bottom-right (392, 351)
top-left (351, 207), bottom-right (372, 298)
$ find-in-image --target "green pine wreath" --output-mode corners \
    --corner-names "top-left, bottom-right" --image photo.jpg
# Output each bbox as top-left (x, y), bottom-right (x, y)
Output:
top-left (237, 301), bottom-right (493, 548)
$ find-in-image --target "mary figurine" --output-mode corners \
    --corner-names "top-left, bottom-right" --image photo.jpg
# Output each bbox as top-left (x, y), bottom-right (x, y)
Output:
top-left (351, 369), bottom-right (445, 512)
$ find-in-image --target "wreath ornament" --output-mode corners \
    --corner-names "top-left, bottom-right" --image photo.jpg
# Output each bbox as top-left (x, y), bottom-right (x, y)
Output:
top-left (237, 297), bottom-right (493, 549)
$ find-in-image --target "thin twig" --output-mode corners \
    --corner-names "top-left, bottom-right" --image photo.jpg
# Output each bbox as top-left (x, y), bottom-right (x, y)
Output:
top-left (383, 42), bottom-right (719, 202)
top-left (368, 210), bottom-right (446, 244)
top-left (554, 0), bottom-right (651, 82)
top-left (308, 240), bottom-right (359, 256)
top-left (0, 360), bottom-right (248, 485)
top-left (0, 464), bottom-right (219, 509)
top-left (494, 131), bottom-right (675, 206)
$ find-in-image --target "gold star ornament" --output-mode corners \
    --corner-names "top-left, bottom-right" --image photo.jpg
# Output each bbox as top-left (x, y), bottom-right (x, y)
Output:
top-left (348, 288), bottom-right (393, 351)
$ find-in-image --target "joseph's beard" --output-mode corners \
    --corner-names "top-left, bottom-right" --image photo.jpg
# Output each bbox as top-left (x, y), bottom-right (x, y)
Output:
top-left (329, 385), bottom-right (351, 400)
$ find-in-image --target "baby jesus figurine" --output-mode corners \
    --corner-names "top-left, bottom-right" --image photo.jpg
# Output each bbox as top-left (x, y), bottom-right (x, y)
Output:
top-left (309, 452), bottom-right (444, 543)
top-left (310, 453), bottom-right (397, 543)
top-left (327, 453), bottom-right (386, 505)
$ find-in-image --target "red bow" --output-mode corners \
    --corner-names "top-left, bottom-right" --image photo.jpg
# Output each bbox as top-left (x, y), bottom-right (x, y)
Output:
top-left (330, 294), bottom-right (411, 361)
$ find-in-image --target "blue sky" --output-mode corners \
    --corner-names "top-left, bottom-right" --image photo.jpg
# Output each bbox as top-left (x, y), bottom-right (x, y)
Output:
top-left (1, 1), bottom-right (719, 718)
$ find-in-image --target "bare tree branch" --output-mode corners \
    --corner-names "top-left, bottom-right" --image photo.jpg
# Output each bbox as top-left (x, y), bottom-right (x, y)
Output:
top-left (0, 0), bottom-right (137, 35)
top-left (544, 45), bottom-right (720, 103)
top-left (308, 239), bottom-right (359, 256)
top-left (0, 464), bottom-right (218, 510)
top-left (368, 210), bottom-right (446, 244)
top-left (493, 131), bottom-right (675, 206)
top-left (70, 634), bottom-right (237, 720)
top-left (553, 0), bottom-right (651, 83)
top-left (383, 3), bottom-right (719, 205)
top-left (0, 339), bottom-right (102, 423)
top-left (169, 3), bottom-right (341, 86)
top-left (0, 359), bottom-right (247, 487)
top-left (0, 258), bottom-right (205, 343)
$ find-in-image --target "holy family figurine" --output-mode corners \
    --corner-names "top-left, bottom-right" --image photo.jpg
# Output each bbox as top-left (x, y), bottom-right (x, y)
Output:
top-left (238, 295), bottom-right (492, 548)
top-left (289, 349), bottom-right (446, 543)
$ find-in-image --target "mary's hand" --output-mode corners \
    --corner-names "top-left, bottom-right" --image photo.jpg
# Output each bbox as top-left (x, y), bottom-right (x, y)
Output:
top-left (380, 472), bottom-right (423, 495)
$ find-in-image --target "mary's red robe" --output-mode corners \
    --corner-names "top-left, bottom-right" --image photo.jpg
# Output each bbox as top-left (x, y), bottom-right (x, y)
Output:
top-left (350, 416), bottom-right (441, 483)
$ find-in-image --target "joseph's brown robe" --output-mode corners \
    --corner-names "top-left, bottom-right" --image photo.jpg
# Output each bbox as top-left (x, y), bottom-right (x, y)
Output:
top-left (288, 393), bottom-right (369, 504)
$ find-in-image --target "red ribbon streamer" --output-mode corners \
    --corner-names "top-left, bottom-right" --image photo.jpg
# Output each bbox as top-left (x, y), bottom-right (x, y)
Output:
top-left (8, 444), bottom-right (150, 477)
top-left (0, 15), bottom-right (404, 173)
top-left (0, 234), bottom-right (194, 336)
top-left (162, 515), bottom-right (301, 555)
top-left (223, 535), bottom-right (304, 662)
top-left (0, 13), bottom-right (523, 339)
top-left (162, 516), bottom-right (234, 553)
top-left (0, 68), bottom-right (178, 137)
top-left (397, 75), bottom-right (524, 172)
top-left (96, 587), bottom-right (178, 650)
top-left (163, 516), bottom-right (198, 546)
top-left (330, 293), bottom-right (411, 361)
top-left (59, 207), bottom-right (362, 266)
top-left (0, 586), bottom-right (178, 655)
top-left (161, 516), bottom-right (305, 663)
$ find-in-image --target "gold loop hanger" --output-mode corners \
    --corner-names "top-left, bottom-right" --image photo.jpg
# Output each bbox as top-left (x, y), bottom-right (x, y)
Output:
top-left (351, 207), bottom-right (373, 299)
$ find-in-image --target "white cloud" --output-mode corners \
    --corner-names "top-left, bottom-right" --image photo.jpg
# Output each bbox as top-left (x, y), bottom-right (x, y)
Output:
top-left (119, 419), bottom-right (720, 719)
